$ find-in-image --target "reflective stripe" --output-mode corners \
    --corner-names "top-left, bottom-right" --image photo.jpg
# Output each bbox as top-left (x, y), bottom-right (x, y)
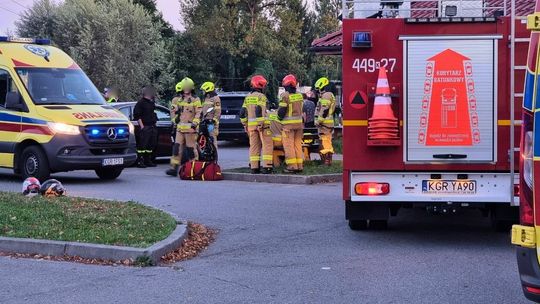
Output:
top-left (295, 158), bottom-right (304, 164)
top-left (281, 116), bottom-right (302, 124)
top-left (250, 156), bottom-right (261, 161)
top-left (245, 96), bottom-right (259, 105)
top-left (170, 159), bottom-right (180, 165)
top-left (262, 155), bottom-right (273, 161)
top-left (285, 158), bottom-right (299, 164)
top-left (320, 99), bottom-right (330, 106)
top-left (272, 137), bottom-right (282, 141)
top-left (289, 93), bottom-right (303, 102)
top-left (278, 102), bottom-right (287, 107)
top-left (269, 114), bottom-right (278, 120)
top-left (248, 121), bottom-right (260, 126)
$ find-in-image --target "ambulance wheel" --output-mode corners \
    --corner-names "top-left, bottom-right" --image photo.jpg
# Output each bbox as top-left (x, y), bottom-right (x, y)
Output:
top-left (348, 220), bottom-right (368, 231)
top-left (20, 146), bottom-right (50, 181)
top-left (95, 168), bottom-right (123, 180)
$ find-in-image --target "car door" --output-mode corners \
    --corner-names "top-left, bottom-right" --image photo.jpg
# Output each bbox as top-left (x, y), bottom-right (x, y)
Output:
top-left (154, 106), bottom-right (173, 157)
top-left (0, 69), bottom-right (22, 167)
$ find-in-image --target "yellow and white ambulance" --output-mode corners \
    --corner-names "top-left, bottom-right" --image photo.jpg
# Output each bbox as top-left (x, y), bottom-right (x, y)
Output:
top-left (0, 37), bottom-right (136, 180)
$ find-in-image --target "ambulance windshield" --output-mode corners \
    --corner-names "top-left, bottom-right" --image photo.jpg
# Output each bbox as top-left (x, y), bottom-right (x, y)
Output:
top-left (16, 68), bottom-right (105, 105)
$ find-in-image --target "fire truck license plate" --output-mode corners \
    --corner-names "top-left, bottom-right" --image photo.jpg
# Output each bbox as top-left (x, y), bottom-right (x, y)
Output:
top-left (422, 180), bottom-right (477, 195)
top-left (102, 158), bottom-right (124, 166)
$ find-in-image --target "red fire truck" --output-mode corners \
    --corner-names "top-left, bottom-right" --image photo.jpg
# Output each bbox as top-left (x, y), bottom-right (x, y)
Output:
top-left (341, 0), bottom-right (535, 230)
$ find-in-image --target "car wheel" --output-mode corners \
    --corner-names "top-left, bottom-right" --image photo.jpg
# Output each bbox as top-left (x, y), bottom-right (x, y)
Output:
top-left (348, 220), bottom-right (368, 231)
top-left (20, 145), bottom-right (50, 181)
top-left (95, 167), bottom-right (123, 180)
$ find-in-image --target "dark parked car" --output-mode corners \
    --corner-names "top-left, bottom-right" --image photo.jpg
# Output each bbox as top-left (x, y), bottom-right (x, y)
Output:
top-left (112, 102), bottom-right (173, 158)
top-left (217, 91), bottom-right (249, 141)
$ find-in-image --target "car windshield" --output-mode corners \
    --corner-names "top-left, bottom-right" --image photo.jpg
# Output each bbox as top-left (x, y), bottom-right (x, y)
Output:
top-left (16, 68), bottom-right (105, 105)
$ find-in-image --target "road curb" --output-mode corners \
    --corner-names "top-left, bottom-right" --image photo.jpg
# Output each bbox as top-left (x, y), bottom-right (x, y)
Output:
top-left (222, 172), bottom-right (342, 184)
top-left (0, 223), bottom-right (188, 265)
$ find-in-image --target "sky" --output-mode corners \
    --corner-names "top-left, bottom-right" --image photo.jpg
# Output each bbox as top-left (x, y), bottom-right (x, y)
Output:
top-left (0, 0), bottom-right (315, 36)
top-left (0, 0), bottom-right (183, 35)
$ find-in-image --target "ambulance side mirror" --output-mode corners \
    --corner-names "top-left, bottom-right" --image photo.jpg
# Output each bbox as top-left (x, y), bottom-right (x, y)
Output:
top-left (5, 91), bottom-right (26, 112)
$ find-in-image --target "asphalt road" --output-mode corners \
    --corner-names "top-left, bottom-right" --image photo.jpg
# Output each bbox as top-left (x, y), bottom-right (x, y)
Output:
top-left (0, 142), bottom-right (528, 303)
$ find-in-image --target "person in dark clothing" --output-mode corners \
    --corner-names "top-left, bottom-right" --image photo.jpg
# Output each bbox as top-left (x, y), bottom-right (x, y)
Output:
top-left (133, 86), bottom-right (158, 168)
top-left (303, 91), bottom-right (317, 128)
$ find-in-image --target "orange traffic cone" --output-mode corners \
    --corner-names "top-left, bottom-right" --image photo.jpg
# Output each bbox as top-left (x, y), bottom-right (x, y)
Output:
top-left (368, 67), bottom-right (399, 140)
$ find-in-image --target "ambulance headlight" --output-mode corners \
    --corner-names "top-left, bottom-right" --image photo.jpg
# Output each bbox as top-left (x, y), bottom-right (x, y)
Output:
top-left (128, 122), bottom-right (135, 134)
top-left (48, 122), bottom-right (81, 135)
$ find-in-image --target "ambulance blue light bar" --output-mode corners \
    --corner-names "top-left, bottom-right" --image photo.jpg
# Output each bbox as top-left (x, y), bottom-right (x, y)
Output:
top-left (0, 36), bottom-right (51, 45)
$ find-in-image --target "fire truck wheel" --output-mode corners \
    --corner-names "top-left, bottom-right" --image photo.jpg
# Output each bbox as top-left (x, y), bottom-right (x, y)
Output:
top-left (20, 145), bottom-right (50, 181)
top-left (348, 220), bottom-right (368, 231)
top-left (95, 168), bottom-right (123, 180)
top-left (369, 220), bottom-right (388, 230)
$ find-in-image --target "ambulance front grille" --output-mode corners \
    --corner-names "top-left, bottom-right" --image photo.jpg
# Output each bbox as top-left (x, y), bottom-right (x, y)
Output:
top-left (84, 124), bottom-right (129, 145)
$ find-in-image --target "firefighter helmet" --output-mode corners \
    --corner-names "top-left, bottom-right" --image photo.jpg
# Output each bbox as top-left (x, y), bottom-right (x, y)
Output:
top-left (314, 77), bottom-right (330, 91)
top-left (22, 177), bottom-right (41, 197)
top-left (200, 82), bottom-right (215, 93)
top-left (250, 75), bottom-right (268, 90)
top-left (182, 77), bottom-right (195, 91)
top-left (40, 179), bottom-right (66, 197)
top-left (282, 74), bottom-right (298, 87)
top-left (175, 81), bottom-right (183, 93)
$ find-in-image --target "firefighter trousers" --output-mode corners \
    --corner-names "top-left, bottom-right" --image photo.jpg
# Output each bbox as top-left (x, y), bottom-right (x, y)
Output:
top-left (319, 127), bottom-right (334, 155)
top-left (137, 125), bottom-right (158, 156)
top-left (249, 129), bottom-right (273, 169)
top-left (170, 131), bottom-right (198, 167)
top-left (282, 128), bottom-right (304, 171)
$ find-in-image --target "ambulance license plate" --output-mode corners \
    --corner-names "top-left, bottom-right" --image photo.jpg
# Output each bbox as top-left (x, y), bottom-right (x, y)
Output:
top-left (221, 115), bottom-right (236, 120)
top-left (102, 158), bottom-right (124, 166)
top-left (422, 180), bottom-right (476, 195)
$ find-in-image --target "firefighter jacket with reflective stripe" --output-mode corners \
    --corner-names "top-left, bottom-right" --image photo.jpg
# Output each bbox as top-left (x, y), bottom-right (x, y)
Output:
top-left (267, 111), bottom-right (282, 142)
top-left (278, 92), bottom-right (303, 130)
top-left (174, 95), bottom-right (202, 133)
top-left (316, 91), bottom-right (336, 128)
top-left (201, 94), bottom-right (221, 130)
top-left (240, 91), bottom-right (268, 132)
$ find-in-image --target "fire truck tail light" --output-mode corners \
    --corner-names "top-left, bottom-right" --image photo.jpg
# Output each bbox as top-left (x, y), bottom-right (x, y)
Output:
top-left (355, 183), bottom-right (390, 196)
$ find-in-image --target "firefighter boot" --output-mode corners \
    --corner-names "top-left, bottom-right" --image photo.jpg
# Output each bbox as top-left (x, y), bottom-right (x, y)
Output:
top-left (144, 154), bottom-right (157, 167)
top-left (251, 168), bottom-right (261, 174)
top-left (166, 166), bottom-right (179, 177)
top-left (319, 153), bottom-right (326, 165)
top-left (262, 167), bottom-right (273, 174)
top-left (136, 155), bottom-right (147, 168)
top-left (325, 153), bottom-right (333, 166)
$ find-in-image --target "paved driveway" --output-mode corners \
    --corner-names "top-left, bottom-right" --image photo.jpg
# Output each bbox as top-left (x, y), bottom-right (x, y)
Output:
top-left (0, 143), bottom-right (527, 303)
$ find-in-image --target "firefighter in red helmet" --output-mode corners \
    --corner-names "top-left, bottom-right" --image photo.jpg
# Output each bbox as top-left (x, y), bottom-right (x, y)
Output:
top-left (239, 75), bottom-right (273, 174)
top-left (278, 74), bottom-right (304, 172)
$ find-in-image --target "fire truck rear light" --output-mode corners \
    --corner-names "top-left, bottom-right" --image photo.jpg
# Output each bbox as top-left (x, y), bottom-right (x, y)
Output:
top-left (355, 183), bottom-right (390, 196)
top-left (525, 286), bottom-right (540, 294)
top-left (514, 184), bottom-right (520, 197)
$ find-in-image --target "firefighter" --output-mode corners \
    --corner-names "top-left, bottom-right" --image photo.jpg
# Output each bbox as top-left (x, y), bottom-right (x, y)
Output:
top-left (239, 75), bottom-right (273, 174)
top-left (314, 77), bottom-right (336, 166)
top-left (278, 74), bottom-right (304, 172)
top-left (133, 86), bottom-right (158, 168)
top-left (166, 77), bottom-right (202, 176)
top-left (200, 81), bottom-right (221, 153)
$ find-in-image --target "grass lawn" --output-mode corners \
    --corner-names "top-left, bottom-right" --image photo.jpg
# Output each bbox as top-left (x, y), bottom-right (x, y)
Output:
top-left (226, 160), bottom-right (343, 175)
top-left (0, 192), bottom-right (176, 248)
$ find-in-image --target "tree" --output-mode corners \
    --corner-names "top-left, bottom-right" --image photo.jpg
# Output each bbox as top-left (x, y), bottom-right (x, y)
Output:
top-left (15, 0), bottom-right (58, 39)
top-left (16, 0), bottom-right (168, 100)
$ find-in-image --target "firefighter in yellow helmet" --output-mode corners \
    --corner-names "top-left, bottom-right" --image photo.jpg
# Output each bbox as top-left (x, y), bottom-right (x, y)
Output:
top-left (278, 74), bottom-right (304, 172)
top-left (314, 77), bottom-right (336, 166)
top-left (200, 81), bottom-right (221, 153)
top-left (239, 75), bottom-right (273, 174)
top-left (166, 77), bottom-right (202, 176)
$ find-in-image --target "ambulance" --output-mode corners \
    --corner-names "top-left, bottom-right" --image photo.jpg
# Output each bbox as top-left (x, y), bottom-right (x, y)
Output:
top-left (511, 1), bottom-right (540, 301)
top-left (341, 0), bottom-right (534, 230)
top-left (0, 37), bottom-right (136, 181)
